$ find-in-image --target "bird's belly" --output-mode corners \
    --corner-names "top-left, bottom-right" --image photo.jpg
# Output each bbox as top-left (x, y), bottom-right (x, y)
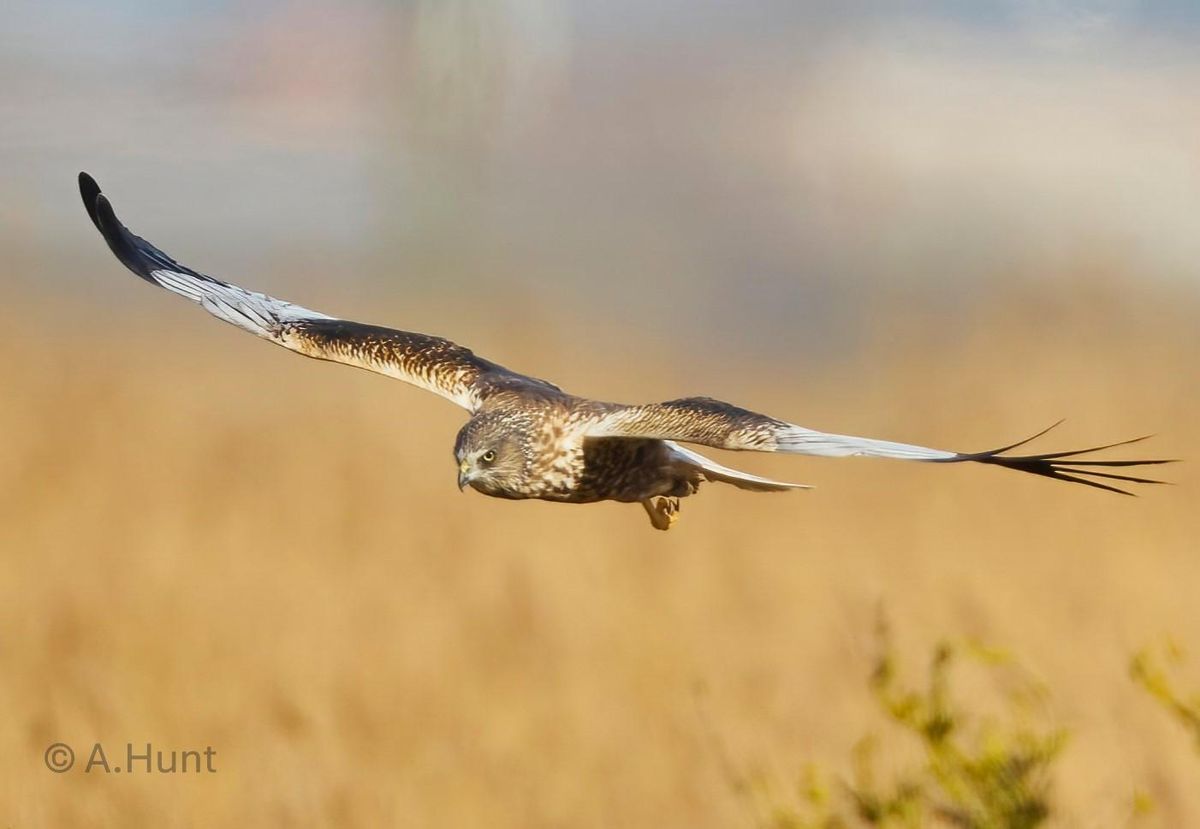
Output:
top-left (557, 438), bottom-right (699, 504)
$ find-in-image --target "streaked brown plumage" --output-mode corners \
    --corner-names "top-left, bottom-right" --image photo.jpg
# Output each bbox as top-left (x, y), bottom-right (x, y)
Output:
top-left (79, 173), bottom-right (1173, 530)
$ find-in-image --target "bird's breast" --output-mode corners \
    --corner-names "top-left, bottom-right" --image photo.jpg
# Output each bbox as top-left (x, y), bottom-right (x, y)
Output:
top-left (561, 437), bottom-right (691, 503)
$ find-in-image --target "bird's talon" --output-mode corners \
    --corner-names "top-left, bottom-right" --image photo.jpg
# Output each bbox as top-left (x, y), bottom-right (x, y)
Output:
top-left (643, 496), bottom-right (681, 530)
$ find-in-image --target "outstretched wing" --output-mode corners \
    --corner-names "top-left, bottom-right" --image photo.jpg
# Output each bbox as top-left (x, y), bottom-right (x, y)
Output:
top-left (79, 173), bottom-right (555, 412)
top-left (586, 397), bottom-right (1173, 495)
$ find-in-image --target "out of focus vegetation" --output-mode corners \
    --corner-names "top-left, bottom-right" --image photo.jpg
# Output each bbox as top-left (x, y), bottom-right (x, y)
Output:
top-left (1132, 644), bottom-right (1200, 757)
top-left (742, 619), bottom-right (1065, 829)
top-left (738, 626), bottom-right (1200, 829)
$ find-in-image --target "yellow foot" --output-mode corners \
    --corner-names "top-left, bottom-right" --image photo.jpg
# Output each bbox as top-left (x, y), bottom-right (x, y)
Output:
top-left (642, 496), bottom-right (681, 531)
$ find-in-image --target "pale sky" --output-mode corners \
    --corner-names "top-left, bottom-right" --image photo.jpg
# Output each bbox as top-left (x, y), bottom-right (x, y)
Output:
top-left (4, 1), bottom-right (1198, 355)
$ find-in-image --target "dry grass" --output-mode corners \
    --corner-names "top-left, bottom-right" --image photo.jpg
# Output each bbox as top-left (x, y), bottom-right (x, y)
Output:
top-left (1, 287), bottom-right (1196, 827)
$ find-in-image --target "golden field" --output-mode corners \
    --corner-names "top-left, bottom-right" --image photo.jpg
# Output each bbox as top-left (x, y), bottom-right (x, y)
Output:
top-left (1, 282), bottom-right (1197, 827)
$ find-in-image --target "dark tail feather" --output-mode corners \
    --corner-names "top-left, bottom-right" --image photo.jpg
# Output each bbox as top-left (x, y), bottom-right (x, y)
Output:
top-left (935, 423), bottom-right (1177, 496)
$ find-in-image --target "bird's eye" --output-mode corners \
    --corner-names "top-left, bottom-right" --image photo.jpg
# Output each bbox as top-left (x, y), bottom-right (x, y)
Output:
top-left (481, 450), bottom-right (496, 464)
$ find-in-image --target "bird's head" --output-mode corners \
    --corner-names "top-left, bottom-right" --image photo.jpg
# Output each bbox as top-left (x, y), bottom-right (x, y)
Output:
top-left (454, 413), bottom-right (532, 498)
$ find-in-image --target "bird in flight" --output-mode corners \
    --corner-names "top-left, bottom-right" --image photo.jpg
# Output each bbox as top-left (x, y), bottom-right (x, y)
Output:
top-left (78, 173), bottom-right (1171, 530)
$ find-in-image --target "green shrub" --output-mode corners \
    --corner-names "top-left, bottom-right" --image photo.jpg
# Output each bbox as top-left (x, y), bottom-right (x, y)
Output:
top-left (718, 629), bottom-right (1200, 828)
top-left (746, 619), bottom-right (1066, 829)
top-left (1130, 642), bottom-right (1200, 755)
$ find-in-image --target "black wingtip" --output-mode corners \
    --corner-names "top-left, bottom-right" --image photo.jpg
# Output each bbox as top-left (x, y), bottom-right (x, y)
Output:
top-left (955, 426), bottom-right (1176, 495)
top-left (77, 173), bottom-right (212, 285)
top-left (94, 193), bottom-right (119, 234)
top-left (77, 174), bottom-right (154, 281)
top-left (88, 187), bottom-right (135, 269)
top-left (78, 170), bottom-right (99, 193)
top-left (985, 419), bottom-right (1065, 456)
top-left (79, 171), bottom-right (103, 230)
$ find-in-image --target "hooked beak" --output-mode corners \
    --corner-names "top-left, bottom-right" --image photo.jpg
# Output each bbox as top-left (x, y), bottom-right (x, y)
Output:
top-left (457, 460), bottom-right (471, 491)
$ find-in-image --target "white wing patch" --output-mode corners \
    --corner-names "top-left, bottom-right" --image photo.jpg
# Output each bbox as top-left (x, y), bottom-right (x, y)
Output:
top-left (772, 426), bottom-right (957, 460)
top-left (149, 268), bottom-right (331, 339)
top-left (665, 441), bottom-right (811, 492)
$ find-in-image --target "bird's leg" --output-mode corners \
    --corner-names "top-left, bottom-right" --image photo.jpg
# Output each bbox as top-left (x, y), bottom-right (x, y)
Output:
top-left (642, 496), bottom-right (681, 531)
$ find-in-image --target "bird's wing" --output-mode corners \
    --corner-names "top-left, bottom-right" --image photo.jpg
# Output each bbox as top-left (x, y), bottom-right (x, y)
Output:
top-left (79, 173), bottom-right (557, 412)
top-left (664, 441), bottom-right (811, 492)
top-left (586, 397), bottom-right (1173, 495)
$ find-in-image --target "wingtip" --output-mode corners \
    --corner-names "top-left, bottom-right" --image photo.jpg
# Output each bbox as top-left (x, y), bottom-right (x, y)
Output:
top-left (77, 177), bottom-right (157, 280)
top-left (78, 171), bottom-right (103, 229)
top-left (94, 193), bottom-right (117, 228)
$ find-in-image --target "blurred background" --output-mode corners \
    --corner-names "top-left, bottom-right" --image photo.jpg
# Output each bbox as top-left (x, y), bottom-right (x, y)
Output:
top-left (2, 1), bottom-right (1198, 825)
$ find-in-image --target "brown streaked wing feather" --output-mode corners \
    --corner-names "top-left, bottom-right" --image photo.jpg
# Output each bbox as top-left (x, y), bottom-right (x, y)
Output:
top-left (280, 319), bottom-right (520, 411)
top-left (78, 172), bottom-right (556, 412)
top-left (590, 397), bottom-right (783, 451)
